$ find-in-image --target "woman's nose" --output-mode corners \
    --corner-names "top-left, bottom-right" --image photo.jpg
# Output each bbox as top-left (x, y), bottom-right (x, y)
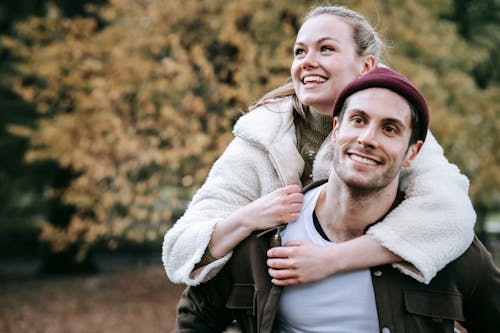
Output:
top-left (302, 51), bottom-right (319, 69)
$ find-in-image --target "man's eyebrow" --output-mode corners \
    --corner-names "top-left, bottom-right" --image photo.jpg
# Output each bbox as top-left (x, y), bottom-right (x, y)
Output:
top-left (347, 109), bottom-right (369, 118)
top-left (384, 118), bottom-right (406, 128)
top-left (348, 109), bottom-right (407, 128)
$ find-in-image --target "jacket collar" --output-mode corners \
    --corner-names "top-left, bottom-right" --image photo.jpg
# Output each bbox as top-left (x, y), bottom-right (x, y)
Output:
top-left (233, 99), bottom-right (294, 147)
top-left (233, 98), bottom-right (303, 186)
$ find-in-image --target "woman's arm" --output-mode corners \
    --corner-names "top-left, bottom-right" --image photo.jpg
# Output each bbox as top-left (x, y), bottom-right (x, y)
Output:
top-left (162, 137), bottom-right (301, 285)
top-left (267, 132), bottom-right (475, 285)
top-left (209, 185), bottom-right (303, 257)
top-left (367, 131), bottom-right (475, 283)
top-left (267, 235), bottom-right (400, 285)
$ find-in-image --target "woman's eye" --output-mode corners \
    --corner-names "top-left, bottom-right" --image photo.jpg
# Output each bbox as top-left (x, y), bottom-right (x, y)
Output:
top-left (320, 45), bottom-right (334, 52)
top-left (352, 117), bottom-right (363, 124)
top-left (294, 48), bottom-right (305, 57)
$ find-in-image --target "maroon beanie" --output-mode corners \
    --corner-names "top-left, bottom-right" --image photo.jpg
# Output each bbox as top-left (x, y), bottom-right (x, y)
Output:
top-left (333, 67), bottom-right (430, 142)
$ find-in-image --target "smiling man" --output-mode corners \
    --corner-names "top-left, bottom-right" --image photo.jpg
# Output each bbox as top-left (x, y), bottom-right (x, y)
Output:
top-left (274, 68), bottom-right (426, 332)
top-left (275, 68), bottom-right (427, 332)
top-left (331, 86), bottom-right (422, 195)
top-left (176, 68), bottom-right (500, 333)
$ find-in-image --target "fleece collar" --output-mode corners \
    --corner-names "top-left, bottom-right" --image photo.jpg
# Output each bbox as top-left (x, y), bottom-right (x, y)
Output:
top-left (233, 99), bottom-right (295, 147)
top-left (233, 99), bottom-right (304, 186)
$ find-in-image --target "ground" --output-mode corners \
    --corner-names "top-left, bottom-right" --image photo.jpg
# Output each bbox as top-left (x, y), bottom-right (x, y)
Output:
top-left (0, 265), bottom-right (185, 333)
top-left (0, 257), bottom-right (476, 333)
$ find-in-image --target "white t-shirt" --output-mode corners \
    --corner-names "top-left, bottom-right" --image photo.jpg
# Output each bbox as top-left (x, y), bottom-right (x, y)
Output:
top-left (274, 184), bottom-right (380, 333)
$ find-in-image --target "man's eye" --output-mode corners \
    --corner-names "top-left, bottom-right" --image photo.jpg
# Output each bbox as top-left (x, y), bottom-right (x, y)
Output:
top-left (384, 126), bottom-right (397, 134)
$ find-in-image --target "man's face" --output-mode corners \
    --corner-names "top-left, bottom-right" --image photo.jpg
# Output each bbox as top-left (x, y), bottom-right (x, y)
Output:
top-left (332, 87), bottom-right (423, 193)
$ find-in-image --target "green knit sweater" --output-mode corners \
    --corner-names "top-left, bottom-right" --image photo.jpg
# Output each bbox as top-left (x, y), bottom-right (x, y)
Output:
top-left (294, 108), bottom-right (333, 186)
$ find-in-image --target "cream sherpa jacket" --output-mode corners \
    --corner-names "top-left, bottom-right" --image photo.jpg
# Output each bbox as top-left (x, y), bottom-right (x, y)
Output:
top-left (162, 98), bottom-right (475, 285)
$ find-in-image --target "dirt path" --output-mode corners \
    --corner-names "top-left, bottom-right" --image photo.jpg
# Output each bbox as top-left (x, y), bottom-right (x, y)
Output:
top-left (0, 266), bottom-right (185, 333)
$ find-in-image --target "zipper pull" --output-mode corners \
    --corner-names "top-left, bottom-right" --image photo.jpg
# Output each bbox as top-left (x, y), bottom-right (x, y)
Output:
top-left (270, 230), bottom-right (281, 248)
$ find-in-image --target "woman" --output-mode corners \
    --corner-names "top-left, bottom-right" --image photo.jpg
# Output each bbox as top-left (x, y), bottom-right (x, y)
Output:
top-left (162, 5), bottom-right (475, 286)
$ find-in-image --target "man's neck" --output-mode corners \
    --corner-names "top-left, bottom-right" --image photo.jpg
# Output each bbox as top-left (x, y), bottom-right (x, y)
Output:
top-left (315, 174), bottom-right (399, 243)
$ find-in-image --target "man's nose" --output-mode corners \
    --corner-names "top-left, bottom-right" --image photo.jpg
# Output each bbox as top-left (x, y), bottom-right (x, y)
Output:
top-left (357, 126), bottom-right (379, 148)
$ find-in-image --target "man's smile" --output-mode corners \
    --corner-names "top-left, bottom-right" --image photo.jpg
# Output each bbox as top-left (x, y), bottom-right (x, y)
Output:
top-left (347, 152), bottom-right (381, 166)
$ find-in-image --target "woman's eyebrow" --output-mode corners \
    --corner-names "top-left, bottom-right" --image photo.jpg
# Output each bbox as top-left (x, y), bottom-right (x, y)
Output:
top-left (295, 36), bottom-right (340, 46)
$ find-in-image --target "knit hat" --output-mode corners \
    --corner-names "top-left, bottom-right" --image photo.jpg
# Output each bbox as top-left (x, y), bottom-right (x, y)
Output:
top-left (333, 67), bottom-right (430, 142)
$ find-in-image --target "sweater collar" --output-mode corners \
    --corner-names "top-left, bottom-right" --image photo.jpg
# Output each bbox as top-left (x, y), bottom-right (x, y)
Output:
top-left (305, 107), bottom-right (333, 138)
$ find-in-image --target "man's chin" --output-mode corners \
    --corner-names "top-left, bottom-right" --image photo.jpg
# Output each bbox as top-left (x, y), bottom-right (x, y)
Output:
top-left (342, 176), bottom-right (385, 193)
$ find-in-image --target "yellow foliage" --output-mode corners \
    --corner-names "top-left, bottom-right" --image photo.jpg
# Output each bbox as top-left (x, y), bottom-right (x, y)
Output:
top-left (3, 0), bottom-right (498, 258)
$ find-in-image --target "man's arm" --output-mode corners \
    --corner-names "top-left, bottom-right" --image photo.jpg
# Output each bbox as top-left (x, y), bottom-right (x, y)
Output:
top-left (176, 281), bottom-right (234, 332)
top-left (460, 238), bottom-right (500, 333)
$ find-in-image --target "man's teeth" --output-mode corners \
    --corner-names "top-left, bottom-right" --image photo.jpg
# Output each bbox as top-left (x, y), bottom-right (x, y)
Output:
top-left (350, 154), bottom-right (377, 165)
top-left (303, 76), bottom-right (326, 83)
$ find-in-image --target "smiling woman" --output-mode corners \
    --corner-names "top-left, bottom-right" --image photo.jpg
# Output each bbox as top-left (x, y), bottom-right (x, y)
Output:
top-left (162, 5), bottom-right (476, 290)
top-left (290, 14), bottom-right (374, 115)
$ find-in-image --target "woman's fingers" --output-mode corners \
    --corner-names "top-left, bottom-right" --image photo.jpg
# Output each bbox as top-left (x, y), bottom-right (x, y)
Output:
top-left (267, 258), bottom-right (294, 269)
top-left (271, 278), bottom-right (301, 286)
top-left (267, 241), bottom-right (304, 258)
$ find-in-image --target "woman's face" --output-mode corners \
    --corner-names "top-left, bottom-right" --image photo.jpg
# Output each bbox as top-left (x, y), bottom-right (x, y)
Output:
top-left (291, 14), bottom-right (373, 116)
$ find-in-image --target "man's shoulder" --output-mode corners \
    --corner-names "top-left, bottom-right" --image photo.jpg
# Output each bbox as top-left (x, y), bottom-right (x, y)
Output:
top-left (430, 236), bottom-right (496, 287)
top-left (380, 236), bottom-right (493, 289)
top-left (451, 236), bottom-right (497, 272)
top-left (450, 236), bottom-right (492, 267)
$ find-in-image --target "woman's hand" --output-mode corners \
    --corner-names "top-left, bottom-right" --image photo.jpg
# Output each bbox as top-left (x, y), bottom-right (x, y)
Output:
top-left (236, 185), bottom-right (304, 230)
top-left (209, 185), bottom-right (303, 257)
top-left (267, 241), bottom-right (336, 285)
top-left (266, 236), bottom-right (402, 285)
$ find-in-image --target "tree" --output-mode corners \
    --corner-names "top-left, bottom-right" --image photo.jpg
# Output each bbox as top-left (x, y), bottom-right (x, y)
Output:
top-left (379, 0), bottom-right (500, 240)
top-left (449, 0), bottom-right (500, 88)
top-left (2, 0), bottom-right (498, 263)
top-left (2, 0), bottom-right (303, 261)
top-left (0, 0), bottom-right (106, 267)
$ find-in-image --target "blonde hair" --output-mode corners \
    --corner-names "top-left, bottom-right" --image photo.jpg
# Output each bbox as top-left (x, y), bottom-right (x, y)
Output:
top-left (250, 5), bottom-right (384, 118)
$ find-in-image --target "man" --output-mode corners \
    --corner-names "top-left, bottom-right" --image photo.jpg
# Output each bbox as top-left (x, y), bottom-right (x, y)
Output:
top-left (175, 68), bottom-right (500, 333)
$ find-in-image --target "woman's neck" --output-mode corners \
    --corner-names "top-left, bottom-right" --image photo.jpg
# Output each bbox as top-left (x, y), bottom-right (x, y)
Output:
top-left (294, 107), bottom-right (333, 185)
top-left (306, 107), bottom-right (333, 135)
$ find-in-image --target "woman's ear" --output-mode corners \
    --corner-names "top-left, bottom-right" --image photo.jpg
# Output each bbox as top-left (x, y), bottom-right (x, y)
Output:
top-left (403, 141), bottom-right (424, 167)
top-left (360, 55), bottom-right (376, 76)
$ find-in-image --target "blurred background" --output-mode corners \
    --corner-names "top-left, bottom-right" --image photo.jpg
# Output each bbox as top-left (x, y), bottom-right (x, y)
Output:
top-left (0, 0), bottom-right (498, 332)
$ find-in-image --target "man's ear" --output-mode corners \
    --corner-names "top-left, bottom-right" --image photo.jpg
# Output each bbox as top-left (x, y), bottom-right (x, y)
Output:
top-left (332, 117), bottom-right (340, 143)
top-left (403, 141), bottom-right (424, 167)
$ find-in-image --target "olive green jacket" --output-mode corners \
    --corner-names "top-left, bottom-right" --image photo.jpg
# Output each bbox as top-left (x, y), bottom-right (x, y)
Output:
top-left (176, 182), bottom-right (499, 333)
